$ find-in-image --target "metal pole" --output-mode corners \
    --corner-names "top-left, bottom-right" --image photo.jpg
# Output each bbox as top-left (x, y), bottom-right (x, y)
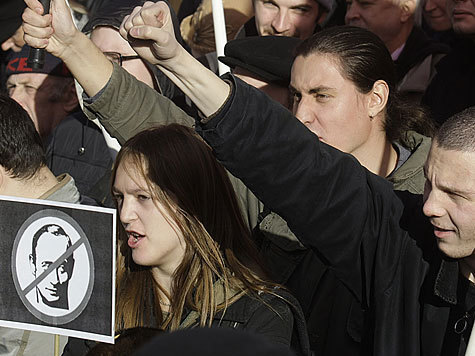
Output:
top-left (211, 0), bottom-right (230, 76)
top-left (54, 334), bottom-right (60, 356)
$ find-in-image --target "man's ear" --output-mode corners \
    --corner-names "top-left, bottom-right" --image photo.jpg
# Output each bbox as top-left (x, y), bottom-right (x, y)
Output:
top-left (400, 0), bottom-right (416, 22)
top-left (62, 81), bottom-right (79, 113)
top-left (29, 254), bottom-right (36, 275)
top-left (367, 80), bottom-right (389, 121)
top-left (66, 257), bottom-right (75, 279)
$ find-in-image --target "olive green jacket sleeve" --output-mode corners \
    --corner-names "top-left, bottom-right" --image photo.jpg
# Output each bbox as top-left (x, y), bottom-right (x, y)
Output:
top-left (82, 63), bottom-right (264, 230)
top-left (389, 131), bottom-right (431, 195)
top-left (82, 63), bottom-right (194, 144)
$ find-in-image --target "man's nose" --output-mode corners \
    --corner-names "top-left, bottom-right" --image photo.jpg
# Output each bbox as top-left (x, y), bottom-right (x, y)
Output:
top-left (422, 186), bottom-right (445, 218)
top-left (9, 88), bottom-right (26, 108)
top-left (424, 0), bottom-right (436, 11)
top-left (345, 3), bottom-right (360, 23)
top-left (294, 99), bottom-right (316, 127)
top-left (48, 268), bottom-right (60, 285)
top-left (271, 10), bottom-right (291, 34)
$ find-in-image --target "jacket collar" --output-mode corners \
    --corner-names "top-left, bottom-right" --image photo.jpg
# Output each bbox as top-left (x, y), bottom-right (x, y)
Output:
top-left (434, 258), bottom-right (459, 305)
top-left (39, 173), bottom-right (81, 204)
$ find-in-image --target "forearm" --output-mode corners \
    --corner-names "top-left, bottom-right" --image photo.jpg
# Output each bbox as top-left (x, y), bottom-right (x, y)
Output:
top-left (60, 31), bottom-right (113, 97)
top-left (156, 47), bottom-right (230, 117)
top-left (22, 0), bottom-right (112, 96)
top-left (84, 64), bottom-right (194, 144)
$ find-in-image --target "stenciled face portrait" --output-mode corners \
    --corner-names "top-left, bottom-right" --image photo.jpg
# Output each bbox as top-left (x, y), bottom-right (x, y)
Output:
top-left (423, 0), bottom-right (452, 32)
top-left (112, 157), bottom-right (186, 277)
top-left (90, 26), bottom-right (156, 89)
top-left (253, 0), bottom-right (322, 39)
top-left (423, 143), bottom-right (475, 261)
top-left (290, 53), bottom-right (375, 158)
top-left (446, 0), bottom-right (475, 35)
top-left (29, 224), bottom-right (74, 310)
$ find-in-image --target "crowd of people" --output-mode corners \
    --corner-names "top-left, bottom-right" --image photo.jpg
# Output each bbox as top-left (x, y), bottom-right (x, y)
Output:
top-left (0, 0), bottom-right (475, 354)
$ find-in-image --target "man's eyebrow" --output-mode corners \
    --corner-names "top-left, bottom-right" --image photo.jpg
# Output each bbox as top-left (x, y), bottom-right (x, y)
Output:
top-left (289, 85), bottom-right (300, 94)
top-left (428, 175), bottom-right (475, 196)
top-left (308, 86), bottom-right (335, 94)
top-left (440, 183), bottom-right (475, 197)
top-left (290, 3), bottom-right (313, 9)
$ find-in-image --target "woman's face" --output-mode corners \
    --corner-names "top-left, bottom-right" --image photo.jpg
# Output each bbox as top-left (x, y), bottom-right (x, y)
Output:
top-left (112, 158), bottom-right (186, 276)
top-left (423, 0), bottom-right (452, 32)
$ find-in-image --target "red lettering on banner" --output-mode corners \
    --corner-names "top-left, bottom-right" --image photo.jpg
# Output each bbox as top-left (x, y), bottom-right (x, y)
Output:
top-left (7, 58), bottom-right (19, 72)
top-left (17, 58), bottom-right (33, 72)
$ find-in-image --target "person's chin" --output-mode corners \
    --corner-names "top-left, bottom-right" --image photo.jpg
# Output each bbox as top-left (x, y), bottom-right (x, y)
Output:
top-left (436, 240), bottom-right (469, 259)
top-left (43, 296), bottom-right (60, 304)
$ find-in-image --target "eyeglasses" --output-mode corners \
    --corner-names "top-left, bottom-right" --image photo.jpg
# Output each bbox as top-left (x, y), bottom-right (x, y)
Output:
top-left (103, 51), bottom-right (141, 66)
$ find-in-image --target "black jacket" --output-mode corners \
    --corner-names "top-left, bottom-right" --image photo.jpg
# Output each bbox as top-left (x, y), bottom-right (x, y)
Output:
top-left (394, 26), bottom-right (449, 84)
top-left (196, 74), bottom-right (467, 356)
top-left (422, 39), bottom-right (475, 127)
top-left (45, 110), bottom-right (112, 196)
top-left (62, 290), bottom-right (311, 356)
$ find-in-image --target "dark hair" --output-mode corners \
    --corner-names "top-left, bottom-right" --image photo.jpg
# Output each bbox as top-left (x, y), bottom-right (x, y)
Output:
top-left (31, 224), bottom-right (72, 264)
top-left (295, 25), bottom-right (434, 140)
top-left (434, 106), bottom-right (475, 152)
top-left (112, 124), bottom-right (277, 330)
top-left (0, 93), bottom-right (46, 179)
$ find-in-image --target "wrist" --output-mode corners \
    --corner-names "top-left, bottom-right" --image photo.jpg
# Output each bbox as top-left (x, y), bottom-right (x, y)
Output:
top-left (58, 31), bottom-right (87, 63)
top-left (158, 46), bottom-right (189, 74)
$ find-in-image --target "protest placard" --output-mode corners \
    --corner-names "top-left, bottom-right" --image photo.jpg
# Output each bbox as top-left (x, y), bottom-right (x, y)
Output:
top-left (0, 195), bottom-right (116, 343)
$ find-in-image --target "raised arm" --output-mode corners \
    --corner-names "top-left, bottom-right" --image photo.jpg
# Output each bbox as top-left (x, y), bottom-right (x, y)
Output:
top-left (118, 1), bottom-right (230, 117)
top-left (22, 0), bottom-right (265, 232)
top-left (22, 0), bottom-right (112, 97)
top-left (118, 2), bottom-right (413, 303)
top-left (22, 0), bottom-right (196, 141)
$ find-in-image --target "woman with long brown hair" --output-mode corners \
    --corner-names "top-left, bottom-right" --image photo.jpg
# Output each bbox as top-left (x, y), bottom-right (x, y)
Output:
top-left (105, 124), bottom-right (307, 353)
top-left (62, 124), bottom-right (308, 355)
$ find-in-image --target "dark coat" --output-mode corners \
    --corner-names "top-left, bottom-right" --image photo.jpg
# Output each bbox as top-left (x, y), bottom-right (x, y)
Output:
top-left (196, 74), bottom-right (468, 356)
top-left (394, 26), bottom-right (450, 103)
top-left (62, 290), bottom-right (310, 356)
top-left (422, 39), bottom-right (475, 127)
top-left (394, 26), bottom-right (449, 84)
top-left (45, 110), bottom-right (112, 196)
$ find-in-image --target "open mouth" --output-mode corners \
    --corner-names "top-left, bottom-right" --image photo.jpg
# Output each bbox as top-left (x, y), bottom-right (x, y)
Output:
top-left (127, 231), bottom-right (145, 248)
